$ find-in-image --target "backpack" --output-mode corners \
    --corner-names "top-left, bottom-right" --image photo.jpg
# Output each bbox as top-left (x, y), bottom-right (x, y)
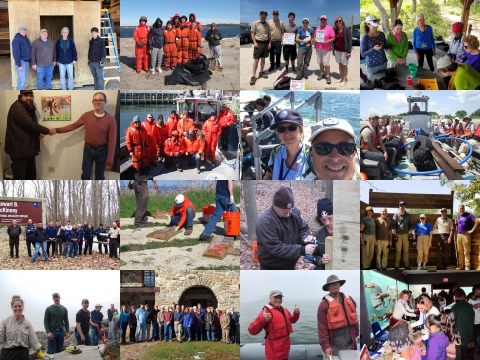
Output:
top-left (273, 73), bottom-right (291, 90)
top-left (411, 136), bottom-right (437, 171)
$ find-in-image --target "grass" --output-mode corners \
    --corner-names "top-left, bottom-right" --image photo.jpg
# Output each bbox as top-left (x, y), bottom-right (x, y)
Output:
top-left (140, 340), bottom-right (239, 360)
top-left (120, 187), bottom-right (241, 218)
top-left (194, 265), bottom-right (240, 270)
top-left (120, 238), bottom-right (204, 252)
top-left (122, 220), bottom-right (207, 230)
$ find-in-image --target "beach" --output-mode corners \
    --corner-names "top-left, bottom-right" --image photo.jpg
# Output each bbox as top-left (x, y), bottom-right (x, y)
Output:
top-left (120, 37), bottom-right (240, 90)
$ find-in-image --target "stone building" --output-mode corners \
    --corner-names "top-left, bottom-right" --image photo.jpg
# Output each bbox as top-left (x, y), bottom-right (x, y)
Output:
top-left (120, 270), bottom-right (240, 311)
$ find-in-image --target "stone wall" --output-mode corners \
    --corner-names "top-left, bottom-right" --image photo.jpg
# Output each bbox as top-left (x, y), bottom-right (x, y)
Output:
top-left (155, 270), bottom-right (240, 310)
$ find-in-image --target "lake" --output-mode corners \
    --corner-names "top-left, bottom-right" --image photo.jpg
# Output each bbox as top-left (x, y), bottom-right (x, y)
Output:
top-left (120, 27), bottom-right (239, 39)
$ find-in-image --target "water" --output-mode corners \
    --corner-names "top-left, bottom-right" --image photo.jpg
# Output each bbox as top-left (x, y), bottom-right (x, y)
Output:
top-left (120, 103), bottom-right (176, 138)
top-left (120, 27), bottom-right (239, 39)
top-left (240, 298), bottom-right (360, 344)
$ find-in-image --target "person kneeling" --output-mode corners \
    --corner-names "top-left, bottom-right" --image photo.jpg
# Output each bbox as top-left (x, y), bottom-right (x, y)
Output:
top-left (184, 130), bottom-right (205, 174)
top-left (164, 130), bottom-right (185, 172)
top-left (166, 194), bottom-right (196, 236)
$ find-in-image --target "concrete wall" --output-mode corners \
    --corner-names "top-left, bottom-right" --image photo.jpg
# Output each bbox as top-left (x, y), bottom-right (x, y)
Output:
top-left (0, 90), bottom-right (119, 180)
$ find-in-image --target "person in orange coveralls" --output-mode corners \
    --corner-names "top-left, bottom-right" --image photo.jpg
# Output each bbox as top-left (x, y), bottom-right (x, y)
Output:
top-left (218, 102), bottom-right (235, 151)
top-left (163, 130), bottom-right (185, 172)
top-left (202, 115), bottom-right (222, 164)
top-left (156, 114), bottom-right (168, 161)
top-left (188, 22), bottom-right (203, 60)
top-left (184, 129), bottom-right (205, 174)
top-left (125, 116), bottom-right (148, 173)
top-left (133, 16), bottom-right (150, 73)
top-left (142, 113), bottom-right (161, 166)
top-left (167, 194), bottom-right (196, 236)
top-left (177, 110), bottom-right (195, 137)
top-left (166, 110), bottom-right (179, 137)
top-left (177, 16), bottom-right (190, 64)
top-left (189, 13), bottom-right (203, 31)
top-left (163, 21), bottom-right (177, 70)
top-left (248, 290), bottom-right (300, 360)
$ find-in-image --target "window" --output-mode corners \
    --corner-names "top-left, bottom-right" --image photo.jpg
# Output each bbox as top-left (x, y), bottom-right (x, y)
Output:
top-left (144, 270), bottom-right (155, 287)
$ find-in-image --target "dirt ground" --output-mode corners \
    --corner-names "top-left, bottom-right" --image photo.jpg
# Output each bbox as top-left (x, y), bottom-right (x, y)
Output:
top-left (120, 37), bottom-right (240, 90)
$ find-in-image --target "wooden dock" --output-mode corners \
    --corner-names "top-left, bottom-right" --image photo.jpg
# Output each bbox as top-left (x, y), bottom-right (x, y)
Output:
top-left (120, 91), bottom-right (182, 105)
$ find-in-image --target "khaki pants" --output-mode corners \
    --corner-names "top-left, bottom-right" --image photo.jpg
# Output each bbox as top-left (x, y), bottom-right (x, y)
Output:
top-left (395, 233), bottom-right (410, 267)
top-left (416, 235), bottom-right (430, 264)
top-left (376, 240), bottom-right (389, 269)
top-left (457, 233), bottom-right (471, 270)
top-left (361, 234), bottom-right (376, 269)
top-left (174, 323), bottom-right (182, 341)
top-left (222, 328), bottom-right (230, 343)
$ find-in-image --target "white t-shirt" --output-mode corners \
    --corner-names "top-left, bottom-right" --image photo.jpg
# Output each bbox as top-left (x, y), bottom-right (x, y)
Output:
top-left (468, 297), bottom-right (480, 324)
top-left (411, 306), bottom-right (440, 340)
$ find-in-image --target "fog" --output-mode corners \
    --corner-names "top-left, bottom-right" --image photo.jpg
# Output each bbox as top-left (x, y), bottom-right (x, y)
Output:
top-left (0, 271), bottom-right (119, 331)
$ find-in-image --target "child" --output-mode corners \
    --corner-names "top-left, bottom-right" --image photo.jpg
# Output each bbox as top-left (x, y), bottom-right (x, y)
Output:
top-left (411, 330), bottom-right (426, 358)
top-left (425, 314), bottom-right (449, 360)
top-left (390, 320), bottom-right (420, 360)
top-left (442, 310), bottom-right (461, 360)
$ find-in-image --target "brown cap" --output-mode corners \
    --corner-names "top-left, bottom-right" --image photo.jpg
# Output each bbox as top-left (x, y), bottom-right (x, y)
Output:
top-left (272, 186), bottom-right (294, 209)
top-left (40, 28), bottom-right (48, 33)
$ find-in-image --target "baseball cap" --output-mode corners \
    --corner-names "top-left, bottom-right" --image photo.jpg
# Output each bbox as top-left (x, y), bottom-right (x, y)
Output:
top-left (18, 24), bottom-right (27, 31)
top-left (270, 109), bottom-right (304, 130)
top-left (399, 201), bottom-right (406, 206)
top-left (273, 9), bottom-right (279, 15)
top-left (320, 15), bottom-right (327, 20)
top-left (40, 28), bottom-right (48, 33)
top-left (440, 208), bottom-right (447, 212)
top-left (415, 13), bottom-right (425, 21)
top-left (82, 299), bottom-right (89, 304)
top-left (270, 290), bottom-right (284, 297)
top-left (95, 303), bottom-right (103, 307)
top-left (420, 214), bottom-right (426, 218)
top-left (365, 15), bottom-right (379, 26)
top-left (366, 206), bottom-right (373, 211)
top-left (132, 116), bottom-right (140, 123)
top-left (369, 112), bottom-right (379, 118)
top-left (20, 90), bottom-right (34, 96)
top-left (454, 117), bottom-right (460, 121)
top-left (52, 293), bottom-right (60, 298)
top-left (436, 55), bottom-right (453, 69)
top-left (259, 10), bottom-right (268, 15)
top-left (302, 18), bottom-right (309, 23)
top-left (308, 118), bottom-right (356, 143)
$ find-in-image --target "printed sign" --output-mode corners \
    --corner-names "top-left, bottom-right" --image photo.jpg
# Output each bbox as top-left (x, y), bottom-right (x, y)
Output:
top-left (0, 200), bottom-right (42, 224)
top-left (290, 79), bottom-right (306, 90)
top-left (283, 33), bottom-right (295, 45)
top-left (315, 29), bottom-right (325, 42)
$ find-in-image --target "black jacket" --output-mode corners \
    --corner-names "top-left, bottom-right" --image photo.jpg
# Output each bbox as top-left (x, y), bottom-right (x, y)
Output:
top-left (5, 100), bottom-right (49, 159)
top-left (88, 36), bottom-right (106, 63)
top-left (34, 227), bottom-right (48, 242)
top-left (205, 29), bottom-right (223, 46)
top-left (256, 206), bottom-right (310, 269)
top-left (313, 226), bottom-right (329, 270)
top-left (148, 21), bottom-right (165, 49)
top-left (7, 225), bottom-right (22, 238)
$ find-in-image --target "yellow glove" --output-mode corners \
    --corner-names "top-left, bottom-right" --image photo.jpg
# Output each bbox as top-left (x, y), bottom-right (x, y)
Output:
top-left (37, 350), bottom-right (45, 359)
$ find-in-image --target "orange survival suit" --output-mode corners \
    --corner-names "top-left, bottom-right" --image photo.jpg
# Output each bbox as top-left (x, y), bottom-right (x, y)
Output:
top-left (168, 196), bottom-right (196, 228)
top-left (177, 115), bottom-right (195, 137)
top-left (163, 23), bottom-right (177, 69)
top-left (164, 134), bottom-right (186, 157)
top-left (156, 122), bottom-right (169, 158)
top-left (177, 18), bottom-right (190, 64)
top-left (125, 122), bottom-right (148, 172)
top-left (189, 13), bottom-right (203, 31)
top-left (248, 304), bottom-right (299, 360)
top-left (166, 113), bottom-right (179, 137)
top-left (185, 133), bottom-right (205, 156)
top-left (202, 116), bottom-right (222, 163)
top-left (219, 108), bottom-right (235, 128)
top-left (188, 23), bottom-right (203, 60)
top-left (134, 19), bottom-right (150, 72)
top-left (142, 117), bottom-right (161, 165)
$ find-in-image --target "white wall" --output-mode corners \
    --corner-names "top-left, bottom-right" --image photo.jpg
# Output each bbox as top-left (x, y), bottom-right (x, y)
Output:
top-left (0, 90), bottom-right (119, 180)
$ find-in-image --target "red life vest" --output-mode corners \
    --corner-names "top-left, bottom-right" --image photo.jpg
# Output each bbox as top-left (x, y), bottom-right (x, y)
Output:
top-left (378, 126), bottom-right (387, 137)
top-left (360, 125), bottom-right (379, 149)
top-left (473, 123), bottom-right (480, 138)
top-left (324, 292), bottom-right (358, 330)
top-left (452, 123), bottom-right (463, 135)
top-left (464, 122), bottom-right (475, 137)
top-left (262, 304), bottom-right (294, 340)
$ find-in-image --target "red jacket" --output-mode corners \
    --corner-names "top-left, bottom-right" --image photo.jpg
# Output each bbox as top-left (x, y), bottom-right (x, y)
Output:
top-left (185, 134), bottom-right (205, 154)
top-left (219, 108), bottom-right (235, 128)
top-left (248, 304), bottom-right (299, 360)
top-left (163, 137), bottom-right (185, 157)
top-left (177, 117), bottom-right (195, 135)
top-left (156, 123), bottom-right (169, 143)
top-left (202, 117), bottom-right (222, 141)
top-left (168, 196), bottom-right (196, 228)
top-left (317, 293), bottom-right (359, 352)
top-left (134, 24), bottom-right (150, 43)
top-left (142, 119), bottom-right (161, 145)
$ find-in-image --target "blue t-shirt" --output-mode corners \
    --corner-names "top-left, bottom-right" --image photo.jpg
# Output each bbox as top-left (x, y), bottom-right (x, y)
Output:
top-left (412, 25), bottom-right (436, 52)
top-left (360, 32), bottom-right (388, 69)
top-left (415, 222), bottom-right (432, 236)
top-left (268, 145), bottom-right (308, 180)
top-left (135, 308), bottom-right (147, 323)
top-left (216, 180), bottom-right (230, 198)
top-left (297, 27), bottom-right (314, 50)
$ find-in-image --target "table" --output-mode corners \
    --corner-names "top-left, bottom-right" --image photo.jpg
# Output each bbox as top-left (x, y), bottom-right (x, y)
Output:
top-left (367, 65), bottom-right (447, 90)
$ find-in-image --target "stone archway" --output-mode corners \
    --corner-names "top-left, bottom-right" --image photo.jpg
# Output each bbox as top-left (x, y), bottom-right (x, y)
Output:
top-left (178, 286), bottom-right (218, 309)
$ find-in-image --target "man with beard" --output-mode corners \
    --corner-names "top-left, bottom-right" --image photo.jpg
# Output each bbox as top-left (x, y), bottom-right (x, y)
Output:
top-left (4, 90), bottom-right (54, 179)
top-left (255, 186), bottom-right (316, 270)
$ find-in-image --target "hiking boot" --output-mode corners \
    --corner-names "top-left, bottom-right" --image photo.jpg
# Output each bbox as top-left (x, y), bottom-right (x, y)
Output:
top-left (259, 71), bottom-right (268, 79)
top-left (303, 74), bottom-right (308, 79)
top-left (177, 168), bottom-right (183, 172)
top-left (197, 168), bottom-right (201, 174)
top-left (136, 70), bottom-right (141, 74)
top-left (326, 76), bottom-right (331, 84)
top-left (199, 233), bottom-right (212, 241)
top-left (184, 226), bottom-right (193, 236)
top-left (250, 77), bottom-right (256, 85)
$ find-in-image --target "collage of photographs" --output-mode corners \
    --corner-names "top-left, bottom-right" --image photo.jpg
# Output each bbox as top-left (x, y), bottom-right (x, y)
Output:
top-left (0, 0), bottom-right (479, 360)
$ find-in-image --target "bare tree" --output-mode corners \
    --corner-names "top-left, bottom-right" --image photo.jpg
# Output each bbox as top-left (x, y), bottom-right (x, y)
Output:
top-left (0, 180), bottom-right (10, 196)
top-left (411, 0), bottom-right (417, 14)
top-left (373, 0), bottom-right (392, 32)
top-left (243, 181), bottom-right (258, 243)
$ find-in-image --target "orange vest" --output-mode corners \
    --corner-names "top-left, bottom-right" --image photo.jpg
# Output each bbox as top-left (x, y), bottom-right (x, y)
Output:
top-left (360, 125), bottom-right (378, 149)
top-left (464, 122), bottom-right (475, 137)
top-left (163, 137), bottom-right (185, 156)
top-left (473, 123), bottom-right (480, 138)
top-left (202, 118), bottom-right (221, 141)
top-left (262, 305), bottom-right (294, 340)
top-left (219, 109), bottom-right (235, 128)
top-left (177, 117), bottom-right (195, 134)
top-left (134, 24), bottom-right (150, 42)
top-left (166, 115), bottom-right (179, 137)
top-left (324, 293), bottom-right (358, 331)
top-left (164, 28), bottom-right (176, 44)
top-left (378, 126), bottom-right (387, 137)
top-left (185, 135), bottom-right (204, 154)
top-left (452, 123), bottom-right (463, 135)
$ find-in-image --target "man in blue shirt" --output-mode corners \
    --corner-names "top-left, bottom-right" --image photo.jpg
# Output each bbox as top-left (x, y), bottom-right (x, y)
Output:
top-left (12, 24), bottom-right (31, 90)
top-left (90, 304), bottom-right (104, 346)
top-left (135, 304), bottom-right (148, 342)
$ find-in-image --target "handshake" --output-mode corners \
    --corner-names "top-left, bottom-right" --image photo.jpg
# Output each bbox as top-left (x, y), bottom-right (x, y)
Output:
top-left (48, 128), bottom-right (57, 136)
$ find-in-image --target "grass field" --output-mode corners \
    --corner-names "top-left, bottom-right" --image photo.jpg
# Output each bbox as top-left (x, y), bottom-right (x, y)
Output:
top-left (120, 238), bottom-right (203, 252)
top-left (139, 341), bottom-right (239, 360)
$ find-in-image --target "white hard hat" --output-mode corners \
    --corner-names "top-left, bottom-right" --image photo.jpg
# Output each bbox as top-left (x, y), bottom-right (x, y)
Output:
top-left (175, 194), bottom-right (185, 206)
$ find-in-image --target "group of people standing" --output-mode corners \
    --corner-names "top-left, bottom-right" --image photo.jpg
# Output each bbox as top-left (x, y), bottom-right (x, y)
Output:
top-left (250, 10), bottom-right (353, 86)
top-left (361, 202), bottom-right (479, 270)
top-left (12, 25), bottom-right (106, 90)
top-left (125, 102), bottom-right (234, 174)
top-left (120, 303), bottom-right (240, 345)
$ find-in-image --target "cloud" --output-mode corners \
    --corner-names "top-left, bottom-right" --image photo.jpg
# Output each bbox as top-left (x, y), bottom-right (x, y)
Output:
top-left (386, 92), bottom-right (407, 106)
top-left (448, 96), bottom-right (456, 100)
top-left (455, 90), bottom-right (480, 104)
top-left (430, 101), bottom-right (437, 105)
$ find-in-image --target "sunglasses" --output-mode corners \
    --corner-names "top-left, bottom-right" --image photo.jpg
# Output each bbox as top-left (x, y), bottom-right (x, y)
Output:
top-left (336, 20), bottom-right (343, 23)
top-left (277, 124), bottom-right (298, 133)
top-left (148, 116), bottom-right (153, 119)
top-left (313, 142), bottom-right (356, 156)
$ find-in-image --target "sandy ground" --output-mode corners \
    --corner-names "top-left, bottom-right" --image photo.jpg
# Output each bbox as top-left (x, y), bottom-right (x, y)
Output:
top-left (120, 38), bottom-right (240, 90)
top-left (240, 44), bottom-right (360, 90)
top-left (120, 213), bottom-right (240, 270)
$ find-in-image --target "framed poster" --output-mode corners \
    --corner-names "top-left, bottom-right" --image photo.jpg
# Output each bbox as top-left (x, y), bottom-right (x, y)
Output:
top-left (283, 32), bottom-right (296, 45)
top-left (41, 96), bottom-right (71, 121)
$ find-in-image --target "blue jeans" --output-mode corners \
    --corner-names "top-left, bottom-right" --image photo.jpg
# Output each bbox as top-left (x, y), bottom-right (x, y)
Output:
top-left (195, 326), bottom-right (203, 341)
top-left (136, 322), bottom-right (146, 341)
top-left (184, 327), bottom-right (191, 339)
top-left (32, 241), bottom-right (49, 262)
top-left (164, 322), bottom-right (172, 340)
top-left (74, 331), bottom-right (92, 345)
top-left (170, 206), bottom-right (196, 228)
top-left (15, 60), bottom-right (30, 90)
top-left (69, 241), bottom-right (78, 257)
top-left (187, 152), bottom-right (201, 169)
top-left (152, 322), bottom-right (159, 340)
top-left (230, 324), bottom-right (238, 344)
top-left (203, 194), bottom-right (237, 237)
top-left (120, 322), bottom-right (128, 340)
top-left (89, 61), bottom-right (104, 90)
top-left (36, 63), bottom-right (54, 89)
top-left (47, 329), bottom-right (64, 354)
top-left (58, 62), bottom-right (74, 90)
top-left (82, 143), bottom-right (108, 180)
top-left (90, 327), bottom-right (100, 346)
top-left (206, 330), bottom-right (214, 341)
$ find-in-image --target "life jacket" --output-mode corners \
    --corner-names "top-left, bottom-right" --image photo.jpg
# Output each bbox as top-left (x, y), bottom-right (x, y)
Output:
top-left (378, 126), bottom-right (387, 137)
top-left (396, 123), bottom-right (403, 136)
top-left (473, 123), bottom-right (480, 138)
top-left (390, 122), bottom-right (397, 135)
top-left (164, 28), bottom-right (176, 45)
top-left (142, 119), bottom-right (161, 143)
top-left (262, 304), bottom-right (294, 340)
top-left (323, 292), bottom-right (358, 331)
top-left (163, 137), bottom-right (185, 156)
top-left (202, 117), bottom-right (221, 141)
top-left (452, 122), bottom-right (463, 135)
top-left (156, 123), bottom-right (169, 143)
top-left (166, 114), bottom-right (179, 136)
top-left (218, 108), bottom-right (235, 128)
top-left (360, 125), bottom-right (379, 149)
top-left (134, 24), bottom-right (150, 42)
top-left (464, 122), bottom-right (475, 138)
top-left (177, 117), bottom-right (195, 135)
top-left (185, 134), bottom-right (204, 154)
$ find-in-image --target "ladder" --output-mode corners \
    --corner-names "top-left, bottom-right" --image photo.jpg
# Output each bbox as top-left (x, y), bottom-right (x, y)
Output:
top-left (100, 9), bottom-right (120, 86)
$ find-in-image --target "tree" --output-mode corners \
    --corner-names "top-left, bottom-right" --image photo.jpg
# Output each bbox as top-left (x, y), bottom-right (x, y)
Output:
top-left (373, 0), bottom-right (391, 32)
top-left (470, 108), bottom-right (480, 117)
top-left (243, 181), bottom-right (258, 243)
top-left (444, 180), bottom-right (480, 215)
top-left (411, 0), bottom-right (417, 14)
top-left (455, 110), bottom-right (467, 118)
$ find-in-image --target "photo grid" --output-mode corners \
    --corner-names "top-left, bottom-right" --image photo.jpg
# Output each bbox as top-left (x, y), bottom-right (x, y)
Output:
top-left (1, 0), bottom-right (480, 360)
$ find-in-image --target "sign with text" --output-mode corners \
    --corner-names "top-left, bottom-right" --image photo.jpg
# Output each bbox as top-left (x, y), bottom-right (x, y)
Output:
top-left (0, 200), bottom-right (43, 225)
top-left (283, 33), bottom-right (295, 45)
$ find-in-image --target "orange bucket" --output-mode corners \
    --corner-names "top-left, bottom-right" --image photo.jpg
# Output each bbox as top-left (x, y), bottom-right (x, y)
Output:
top-left (223, 211), bottom-right (240, 236)
top-left (202, 206), bottom-right (215, 224)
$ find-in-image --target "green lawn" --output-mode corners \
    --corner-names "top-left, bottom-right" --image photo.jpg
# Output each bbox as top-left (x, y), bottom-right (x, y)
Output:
top-left (120, 238), bottom-right (205, 252)
top-left (140, 340), bottom-right (239, 360)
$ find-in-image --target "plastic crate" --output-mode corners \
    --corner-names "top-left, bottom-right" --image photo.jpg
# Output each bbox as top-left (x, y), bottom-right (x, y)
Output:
top-left (418, 78), bottom-right (439, 90)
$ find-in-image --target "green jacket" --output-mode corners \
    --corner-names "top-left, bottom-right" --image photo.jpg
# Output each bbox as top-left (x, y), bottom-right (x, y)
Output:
top-left (451, 301), bottom-right (474, 346)
top-left (385, 31), bottom-right (409, 61)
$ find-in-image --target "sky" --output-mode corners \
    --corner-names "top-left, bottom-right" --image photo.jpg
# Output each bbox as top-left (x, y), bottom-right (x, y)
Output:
top-left (360, 180), bottom-right (471, 213)
top-left (360, 90), bottom-right (480, 120)
top-left (240, 0), bottom-right (360, 26)
top-left (240, 270), bottom-right (360, 303)
top-left (120, 0), bottom-right (240, 26)
top-left (0, 271), bottom-right (119, 331)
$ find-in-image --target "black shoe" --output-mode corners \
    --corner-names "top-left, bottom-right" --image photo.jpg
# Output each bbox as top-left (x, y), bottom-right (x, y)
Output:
top-left (276, 66), bottom-right (282, 70)
top-left (292, 67), bottom-right (297, 73)
top-left (267, 66), bottom-right (275, 72)
top-left (303, 75), bottom-right (308, 79)
top-left (199, 233), bottom-right (212, 241)
top-left (381, 268), bottom-right (387, 270)
top-left (405, 266), bottom-right (412, 270)
top-left (394, 267), bottom-right (399, 270)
